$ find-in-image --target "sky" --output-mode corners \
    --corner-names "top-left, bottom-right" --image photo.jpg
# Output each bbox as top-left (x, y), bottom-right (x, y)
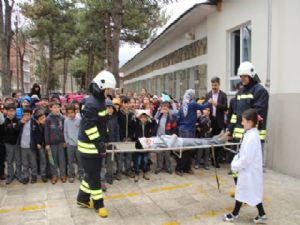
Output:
top-left (119, 0), bottom-right (207, 67)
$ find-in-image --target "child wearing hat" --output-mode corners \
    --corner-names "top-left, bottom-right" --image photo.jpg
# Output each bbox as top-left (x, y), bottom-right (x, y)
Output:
top-left (133, 110), bottom-right (156, 182)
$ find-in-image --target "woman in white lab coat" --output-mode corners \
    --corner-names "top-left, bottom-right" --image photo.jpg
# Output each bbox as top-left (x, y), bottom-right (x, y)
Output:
top-left (224, 108), bottom-right (267, 224)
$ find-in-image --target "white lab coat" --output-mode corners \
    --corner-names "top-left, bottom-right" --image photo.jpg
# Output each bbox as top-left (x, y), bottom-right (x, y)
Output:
top-left (231, 128), bottom-right (263, 207)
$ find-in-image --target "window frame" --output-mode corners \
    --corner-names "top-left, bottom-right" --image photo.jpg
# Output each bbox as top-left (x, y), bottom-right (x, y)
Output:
top-left (228, 21), bottom-right (252, 94)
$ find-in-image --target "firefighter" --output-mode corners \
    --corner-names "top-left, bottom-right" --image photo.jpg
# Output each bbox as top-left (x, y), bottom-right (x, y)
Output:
top-left (76, 70), bottom-right (116, 218)
top-left (228, 61), bottom-right (269, 142)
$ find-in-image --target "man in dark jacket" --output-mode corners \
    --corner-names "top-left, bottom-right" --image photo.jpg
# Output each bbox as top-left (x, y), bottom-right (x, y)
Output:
top-left (76, 70), bottom-right (116, 218)
top-left (205, 77), bottom-right (228, 167)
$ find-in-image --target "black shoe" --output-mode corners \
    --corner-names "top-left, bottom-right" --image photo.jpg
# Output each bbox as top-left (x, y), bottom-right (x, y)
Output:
top-left (154, 169), bottom-right (161, 174)
top-left (0, 174), bottom-right (5, 180)
top-left (167, 169), bottom-right (173, 174)
top-left (106, 177), bottom-right (113, 185)
top-left (41, 176), bottom-right (48, 183)
top-left (31, 176), bottom-right (37, 184)
top-left (21, 178), bottom-right (29, 184)
top-left (5, 178), bottom-right (13, 185)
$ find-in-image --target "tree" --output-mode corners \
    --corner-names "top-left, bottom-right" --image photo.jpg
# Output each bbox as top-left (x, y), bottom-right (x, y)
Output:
top-left (0, 0), bottom-right (15, 96)
top-left (21, 0), bottom-right (76, 93)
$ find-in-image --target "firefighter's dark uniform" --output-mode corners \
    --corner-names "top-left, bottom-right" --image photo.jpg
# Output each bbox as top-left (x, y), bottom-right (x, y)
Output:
top-left (229, 81), bottom-right (269, 141)
top-left (77, 95), bottom-right (107, 209)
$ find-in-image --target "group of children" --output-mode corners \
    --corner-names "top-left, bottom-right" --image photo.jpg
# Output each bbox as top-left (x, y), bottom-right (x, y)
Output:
top-left (0, 92), bottom-right (214, 187)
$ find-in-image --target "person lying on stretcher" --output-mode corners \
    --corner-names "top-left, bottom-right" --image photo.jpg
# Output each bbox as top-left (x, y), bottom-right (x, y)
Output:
top-left (139, 131), bottom-right (229, 149)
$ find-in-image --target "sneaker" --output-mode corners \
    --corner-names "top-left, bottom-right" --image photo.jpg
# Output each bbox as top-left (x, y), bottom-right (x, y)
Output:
top-left (134, 173), bottom-right (140, 182)
top-left (154, 169), bottom-right (161, 174)
top-left (61, 176), bottom-right (67, 183)
top-left (223, 213), bottom-right (239, 222)
top-left (175, 171), bottom-right (183, 176)
top-left (204, 165), bottom-right (210, 170)
top-left (194, 164), bottom-right (200, 169)
top-left (5, 177), bottom-right (13, 185)
top-left (115, 173), bottom-right (122, 181)
top-left (21, 178), bottom-right (29, 184)
top-left (143, 172), bottom-right (150, 180)
top-left (41, 176), bottom-right (48, 183)
top-left (98, 207), bottom-right (108, 218)
top-left (31, 176), bottom-right (37, 184)
top-left (68, 177), bottom-right (75, 183)
top-left (253, 215), bottom-right (267, 224)
top-left (51, 176), bottom-right (57, 184)
top-left (106, 177), bottom-right (113, 185)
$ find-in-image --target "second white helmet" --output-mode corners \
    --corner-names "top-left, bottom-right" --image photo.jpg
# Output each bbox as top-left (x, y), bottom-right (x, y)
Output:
top-left (93, 70), bottom-right (117, 90)
top-left (237, 61), bottom-right (256, 78)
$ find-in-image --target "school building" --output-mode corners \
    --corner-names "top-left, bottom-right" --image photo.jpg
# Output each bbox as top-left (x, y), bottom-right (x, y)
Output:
top-left (120, 0), bottom-right (300, 178)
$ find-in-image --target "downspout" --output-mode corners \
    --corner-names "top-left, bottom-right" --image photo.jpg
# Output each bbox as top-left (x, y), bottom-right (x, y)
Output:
top-left (265, 0), bottom-right (273, 168)
top-left (265, 0), bottom-right (272, 91)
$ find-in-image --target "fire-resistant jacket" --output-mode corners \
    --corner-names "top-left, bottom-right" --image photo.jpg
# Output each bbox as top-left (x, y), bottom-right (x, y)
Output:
top-left (229, 82), bottom-right (269, 141)
top-left (77, 95), bottom-right (108, 158)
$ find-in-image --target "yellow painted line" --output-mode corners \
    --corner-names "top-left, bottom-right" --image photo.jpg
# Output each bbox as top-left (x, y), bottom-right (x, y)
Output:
top-left (196, 186), bottom-right (209, 197)
top-left (104, 183), bottom-right (193, 200)
top-left (0, 204), bottom-right (47, 214)
top-left (162, 222), bottom-right (179, 225)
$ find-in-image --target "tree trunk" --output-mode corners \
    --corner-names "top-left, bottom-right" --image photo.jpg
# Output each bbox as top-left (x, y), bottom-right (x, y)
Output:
top-left (19, 52), bottom-right (24, 94)
top-left (62, 51), bottom-right (69, 94)
top-left (105, 12), bottom-right (112, 71)
top-left (111, 0), bottom-right (122, 87)
top-left (0, 0), bottom-right (14, 96)
top-left (85, 44), bottom-right (95, 90)
top-left (48, 34), bottom-right (55, 94)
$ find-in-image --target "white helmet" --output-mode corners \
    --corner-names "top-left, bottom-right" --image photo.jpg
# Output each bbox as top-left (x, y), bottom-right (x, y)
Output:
top-left (93, 70), bottom-right (116, 90)
top-left (237, 61), bottom-right (256, 78)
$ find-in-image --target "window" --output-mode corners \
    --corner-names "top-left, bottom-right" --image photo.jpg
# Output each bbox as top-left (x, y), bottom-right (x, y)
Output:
top-left (229, 23), bottom-right (251, 92)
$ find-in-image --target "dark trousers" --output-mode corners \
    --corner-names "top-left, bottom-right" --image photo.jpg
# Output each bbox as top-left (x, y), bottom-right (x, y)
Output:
top-left (0, 143), bottom-right (5, 177)
top-left (176, 130), bottom-right (195, 172)
top-left (77, 156), bottom-right (104, 209)
top-left (134, 152), bottom-right (150, 174)
top-left (211, 117), bottom-right (223, 165)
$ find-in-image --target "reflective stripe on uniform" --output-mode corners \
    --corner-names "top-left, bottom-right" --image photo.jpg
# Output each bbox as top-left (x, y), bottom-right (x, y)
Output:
top-left (237, 94), bottom-right (254, 100)
top-left (78, 141), bottom-right (98, 154)
top-left (78, 146), bottom-right (98, 154)
top-left (98, 110), bottom-right (107, 117)
top-left (233, 127), bottom-right (244, 139)
top-left (91, 189), bottom-right (103, 200)
top-left (88, 132), bottom-right (100, 140)
top-left (259, 129), bottom-right (267, 140)
top-left (230, 114), bottom-right (237, 123)
top-left (78, 141), bottom-right (96, 149)
top-left (80, 180), bottom-right (91, 193)
top-left (84, 126), bottom-right (100, 140)
top-left (85, 126), bottom-right (98, 135)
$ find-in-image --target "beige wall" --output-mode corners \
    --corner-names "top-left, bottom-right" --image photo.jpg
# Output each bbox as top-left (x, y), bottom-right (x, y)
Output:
top-left (206, 0), bottom-right (268, 93)
top-left (265, 0), bottom-right (300, 178)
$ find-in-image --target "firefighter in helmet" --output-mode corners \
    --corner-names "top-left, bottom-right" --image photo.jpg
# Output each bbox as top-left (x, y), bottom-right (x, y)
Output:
top-left (76, 70), bottom-right (116, 218)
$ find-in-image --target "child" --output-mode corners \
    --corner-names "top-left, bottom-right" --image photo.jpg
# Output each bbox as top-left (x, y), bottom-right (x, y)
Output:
top-left (19, 107), bottom-right (38, 184)
top-left (105, 100), bottom-right (120, 184)
top-left (118, 98), bottom-right (135, 178)
top-left (16, 96), bottom-right (31, 119)
top-left (45, 101), bottom-right (66, 184)
top-left (64, 104), bottom-right (83, 183)
top-left (154, 102), bottom-right (177, 174)
top-left (3, 103), bottom-right (21, 184)
top-left (195, 107), bottom-right (211, 170)
top-left (32, 108), bottom-right (48, 182)
top-left (224, 108), bottom-right (267, 223)
top-left (133, 110), bottom-right (156, 182)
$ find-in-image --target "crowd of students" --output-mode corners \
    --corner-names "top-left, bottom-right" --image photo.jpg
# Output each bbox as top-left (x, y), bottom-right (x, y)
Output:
top-left (0, 84), bottom-right (227, 189)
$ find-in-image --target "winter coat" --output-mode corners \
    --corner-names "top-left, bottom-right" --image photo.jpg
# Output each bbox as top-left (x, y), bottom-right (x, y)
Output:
top-left (107, 114), bottom-right (120, 142)
top-left (231, 128), bottom-right (263, 206)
